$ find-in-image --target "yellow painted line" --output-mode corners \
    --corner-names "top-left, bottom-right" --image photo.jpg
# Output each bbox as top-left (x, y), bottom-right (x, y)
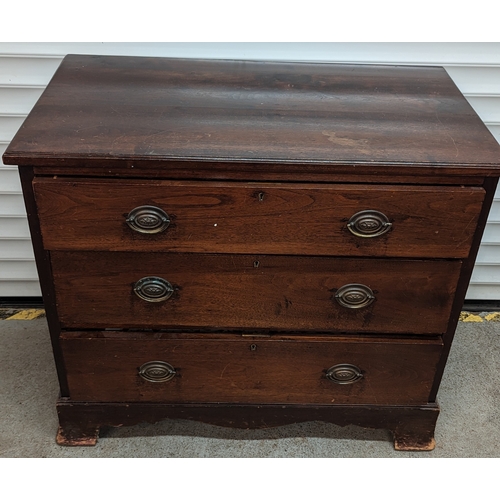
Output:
top-left (459, 311), bottom-right (500, 322)
top-left (459, 312), bottom-right (483, 322)
top-left (1, 308), bottom-right (499, 322)
top-left (5, 309), bottom-right (45, 320)
top-left (484, 312), bottom-right (500, 322)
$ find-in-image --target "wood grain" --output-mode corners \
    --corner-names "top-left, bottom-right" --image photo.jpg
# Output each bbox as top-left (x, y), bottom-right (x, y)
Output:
top-left (31, 164), bottom-right (487, 184)
top-left (18, 167), bottom-right (69, 395)
top-left (55, 399), bottom-right (440, 449)
top-left (34, 179), bottom-right (484, 258)
top-left (60, 333), bottom-right (443, 405)
top-left (51, 252), bottom-right (461, 334)
top-left (430, 176), bottom-right (500, 399)
top-left (4, 55), bottom-right (500, 170)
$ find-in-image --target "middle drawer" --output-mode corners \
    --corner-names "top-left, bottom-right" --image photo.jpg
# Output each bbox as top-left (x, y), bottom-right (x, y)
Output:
top-left (51, 252), bottom-right (461, 334)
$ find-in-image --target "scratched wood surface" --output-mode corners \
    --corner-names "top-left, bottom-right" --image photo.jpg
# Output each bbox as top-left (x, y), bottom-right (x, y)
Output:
top-left (60, 333), bottom-right (443, 404)
top-left (4, 55), bottom-right (500, 169)
top-left (51, 252), bottom-right (461, 334)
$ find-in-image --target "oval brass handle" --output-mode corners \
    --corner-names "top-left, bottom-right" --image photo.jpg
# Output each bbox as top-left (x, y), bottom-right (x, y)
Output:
top-left (326, 364), bottom-right (363, 384)
top-left (139, 361), bottom-right (176, 382)
top-left (335, 283), bottom-right (375, 309)
top-left (126, 205), bottom-right (170, 234)
top-left (347, 210), bottom-right (392, 238)
top-left (134, 276), bottom-right (174, 302)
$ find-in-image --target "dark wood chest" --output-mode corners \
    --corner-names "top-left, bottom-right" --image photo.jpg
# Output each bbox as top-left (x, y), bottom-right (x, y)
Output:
top-left (4, 55), bottom-right (500, 450)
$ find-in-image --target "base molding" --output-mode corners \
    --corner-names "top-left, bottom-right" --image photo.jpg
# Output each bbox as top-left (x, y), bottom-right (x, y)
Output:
top-left (56, 399), bottom-right (439, 451)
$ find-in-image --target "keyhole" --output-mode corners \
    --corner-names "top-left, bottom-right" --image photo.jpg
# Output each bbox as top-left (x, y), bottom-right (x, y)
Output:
top-left (258, 192), bottom-right (265, 202)
top-left (250, 344), bottom-right (257, 351)
top-left (254, 260), bottom-right (260, 268)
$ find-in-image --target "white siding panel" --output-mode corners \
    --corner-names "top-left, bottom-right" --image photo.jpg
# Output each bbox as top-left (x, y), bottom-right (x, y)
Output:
top-left (0, 260), bottom-right (38, 280)
top-left (0, 216), bottom-right (30, 238)
top-left (0, 167), bottom-right (21, 192)
top-left (0, 193), bottom-right (25, 215)
top-left (485, 124), bottom-right (500, 144)
top-left (0, 56), bottom-right (62, 86)
top-left (0, 142), bottom-right (8, 167)
top-left (482, 224), bottom-right (500, 243)
top-left (1, 42), bottom-right (500, 65)
top-left (465, 97), bottom-right (500, 124)
top-left (0, 240), bottom-right (34, 259)
top-left (445, 67), bottom-right (500, 94)
top-left (465, 284), bottom-right (499, 300)
top-left (0, 116), bottom-right (26, 142)
top-left (470, 265), bottom-right (500, 283)
top-left (0, 281), bottom-right (41, 295)
top-left (475, 245), bottom-right (500, 264)
top-left (488, 199), bottom-right (500, 216)
top-left (485, 201), bottom-right (500, 227)
top-left (0, 87), bottom-right (44, 115)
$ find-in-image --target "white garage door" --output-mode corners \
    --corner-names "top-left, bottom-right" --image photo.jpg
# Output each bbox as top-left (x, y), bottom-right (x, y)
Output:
top-left (0, 43), bottom-right (499, 299)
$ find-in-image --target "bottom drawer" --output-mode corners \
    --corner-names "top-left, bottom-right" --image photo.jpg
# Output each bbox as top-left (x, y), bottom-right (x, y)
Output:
top-left (60, 333), bottom-right (443, 405)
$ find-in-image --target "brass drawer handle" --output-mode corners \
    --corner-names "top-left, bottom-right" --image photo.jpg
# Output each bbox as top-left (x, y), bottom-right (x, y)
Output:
top-left (126, 205), bottom-right (170, 234)
top-left (134, 276), bottom-right (174, 302)
top-left (335, 283), bottom-right (375, 309)
top-left (139, 361), bottom-right (176, 382)
top-left (347, 210), bottom-right (392, 238)
top-left (326, 364), bottom-right (363, 384)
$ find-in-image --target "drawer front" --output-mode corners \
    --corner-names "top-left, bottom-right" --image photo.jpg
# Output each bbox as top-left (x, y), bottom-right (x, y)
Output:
top-left (60, 333), bottom-right (443, 405)
top-left (34, 179), bottom-right (485, 258)
top-left (51, 252), bottom-right (461, 334)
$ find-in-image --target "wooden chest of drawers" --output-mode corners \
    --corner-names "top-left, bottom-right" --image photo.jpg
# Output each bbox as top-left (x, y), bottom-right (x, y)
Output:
top-left (4, 55), bottom-right (500, 451)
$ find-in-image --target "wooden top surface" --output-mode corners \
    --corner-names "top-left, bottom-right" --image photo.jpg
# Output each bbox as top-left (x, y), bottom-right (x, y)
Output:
top-left (3, 54), bottom-right (500, 169)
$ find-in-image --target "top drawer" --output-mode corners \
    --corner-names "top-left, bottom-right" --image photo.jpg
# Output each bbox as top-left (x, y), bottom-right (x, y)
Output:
top-left (33, 178), bottom-right (485, 258)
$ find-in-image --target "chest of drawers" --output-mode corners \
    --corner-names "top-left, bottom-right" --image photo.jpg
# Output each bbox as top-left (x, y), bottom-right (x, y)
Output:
top-left (4, 55), bottom-right (500, 451)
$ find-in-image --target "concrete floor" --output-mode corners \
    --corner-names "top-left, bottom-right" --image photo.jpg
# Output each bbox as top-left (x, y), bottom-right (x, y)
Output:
top-left (0, 318), bottom-right (499, 457)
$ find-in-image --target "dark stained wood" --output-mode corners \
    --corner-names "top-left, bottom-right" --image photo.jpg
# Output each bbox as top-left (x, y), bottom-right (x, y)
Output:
top-left (34, 178), bottom-right (484, 258)
top-left (430, 177), bottom-right (500, 400)
top-left (56, 399), bottom-right (440, 451)
top-left (51, 252), bottom-right (461, 334)
top-left (31, 163), bottom-right (492, 181)
top-left (3, 55), bottom-right (500, 171)
top-left (391, 410), bottom-right (438, 451)
top-left (18, 167), bottom-right (69, 395)
top-left (60, 333), bottom-right (443, 405)
top-left (56, 423), bottom-right (99, 446)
